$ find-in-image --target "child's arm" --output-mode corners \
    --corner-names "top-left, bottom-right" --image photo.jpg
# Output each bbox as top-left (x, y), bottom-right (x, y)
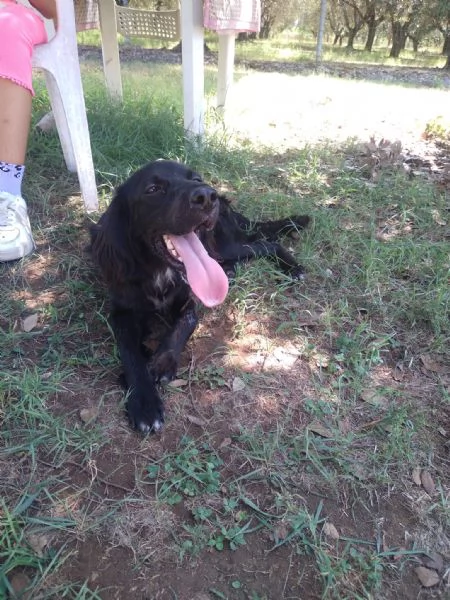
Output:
top-left (29, 0), bottom-right (57, 20)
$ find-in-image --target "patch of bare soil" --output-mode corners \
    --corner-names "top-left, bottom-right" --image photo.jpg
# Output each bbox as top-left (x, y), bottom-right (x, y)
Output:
top-left (8, 281), bottom-right (449, 599)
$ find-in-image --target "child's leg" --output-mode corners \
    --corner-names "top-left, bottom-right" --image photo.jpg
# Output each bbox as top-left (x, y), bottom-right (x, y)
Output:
top-left (0, 78), bottom-right (32, 195)
top-left (0, 0), bottom-right (48, 261)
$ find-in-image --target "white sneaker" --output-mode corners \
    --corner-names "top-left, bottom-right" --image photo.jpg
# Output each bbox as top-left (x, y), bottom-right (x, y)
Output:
top-left (0, 192), bottom-right (35, 261)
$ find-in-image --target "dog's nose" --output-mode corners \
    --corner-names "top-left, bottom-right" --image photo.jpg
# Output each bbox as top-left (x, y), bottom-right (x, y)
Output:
top-left (190, 186), bottom-right (217, 211)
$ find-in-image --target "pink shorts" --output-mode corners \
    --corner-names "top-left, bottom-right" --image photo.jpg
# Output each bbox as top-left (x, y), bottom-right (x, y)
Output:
top-left (0, 0), bottom-right (48, 95)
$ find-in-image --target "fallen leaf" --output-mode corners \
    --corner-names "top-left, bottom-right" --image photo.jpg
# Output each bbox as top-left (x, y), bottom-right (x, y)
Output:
top-left (412, 467), bottom-right (422, 486)
top-left (232, 377), bottom-right (246, 392)
top-left (431, 209), bottom-right (446, 226)
top-left (360, 389), bottom-right (388, 407)
top-left (392, 364), bottom-right (404, 381)
top-left (273, 522), bottom-right (289, 542)
top-left (352, 463), bottom-right (369, 480)
top-left (26, 532), bottom-right (50, 557)
top-left (79, 407), bottom-right (99, 424)
top-left (323, 522), bottom-right (340, 540)
top-left (168, 378), bottom-right (188, 388)
top-left (186, 414), bottom-right (206, 427)
top-left (296, 312), bottom-right (323, 327)
top-left (314, 353), bottom-right (329, 368)
top-left (414, 566), bottom-right (440, 587)
top-left (22, 313), bottom-right (38, 332)
top-left (338, 418), bottom-right (351, 435)
top-left (219, 437), bottom-right (232, 449)
top-left (421, 551), bottom-right (444, 573)
top-left (420, 355), bottom-right (447, 373)
top-left (437, 427), bottom-right (447, 437)
top-left (307, 420), bottom-right (333, 438)
top-left (420, 470), bottom-right (436, 496)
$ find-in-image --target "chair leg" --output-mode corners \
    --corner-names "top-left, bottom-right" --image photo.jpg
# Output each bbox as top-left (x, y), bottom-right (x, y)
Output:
top-left (44, 72), bottom-right (77, 172)
top-left (43, 69), bottom-right (98, 212)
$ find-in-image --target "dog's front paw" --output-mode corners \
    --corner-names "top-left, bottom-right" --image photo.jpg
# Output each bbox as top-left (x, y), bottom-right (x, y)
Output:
top-left (126, 392), bottom-right (165, 434)
top-left (289, 265), bottom-right (306, 281)
top-left (151, 350), bottom-right (178, 384)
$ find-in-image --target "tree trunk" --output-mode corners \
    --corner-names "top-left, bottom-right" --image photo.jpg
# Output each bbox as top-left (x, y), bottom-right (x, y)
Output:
top-left (444, 31), bottom-right (450, 69)
top-left (259, 23), bottom-right (271, 39)
top-left (443, 35), bottom-right (450, 56)
top-left (410, 37), bottom-right (419, 52)
top-left (365, 19), bottom-right (377, 51)
top-left (390, 21), bottom-right (407, 58)
top-left (400, 33), bottom-right (408, 50)
top-left (237, 32), bottom-right (257, 41)
top-left (346, 28), bottom-right (357, 49)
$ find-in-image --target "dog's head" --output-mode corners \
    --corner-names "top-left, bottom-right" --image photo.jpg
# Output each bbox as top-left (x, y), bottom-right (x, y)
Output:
top-left (92, 160), bottom-right (228, 307)
top-left (119, 160), bottom-right (220, 238)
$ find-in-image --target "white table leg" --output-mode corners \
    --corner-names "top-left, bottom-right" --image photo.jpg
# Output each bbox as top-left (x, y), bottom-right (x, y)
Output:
top-left (181, 0), bottom-right (204, 136)
top-left (217, 33), bottom-right (235, 107)
top-left (97, 0), bottom-right (123, 100)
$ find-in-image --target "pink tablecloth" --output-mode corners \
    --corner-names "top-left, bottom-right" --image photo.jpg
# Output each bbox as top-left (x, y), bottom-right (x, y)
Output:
top-left (204, 0), bottom-right (260, 33)
top-left (75, 0), bottom-right (99, 31)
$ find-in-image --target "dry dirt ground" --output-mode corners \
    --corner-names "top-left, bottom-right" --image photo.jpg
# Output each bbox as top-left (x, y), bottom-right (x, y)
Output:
top-left (3, 53), bottom-right (450, 600)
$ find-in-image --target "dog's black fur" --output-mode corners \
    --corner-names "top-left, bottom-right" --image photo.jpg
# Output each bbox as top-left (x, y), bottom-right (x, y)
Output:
top-left (90, 160), bottom-right (309, 433)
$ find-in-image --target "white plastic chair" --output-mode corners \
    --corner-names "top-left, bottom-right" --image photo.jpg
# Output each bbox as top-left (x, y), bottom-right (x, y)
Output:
top-left (28, 0), bottom-right (98, 211)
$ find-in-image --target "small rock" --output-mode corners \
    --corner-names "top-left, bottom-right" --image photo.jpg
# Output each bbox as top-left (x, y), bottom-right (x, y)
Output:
top-left (10, 573), bottom-right (32, 599)
top-left (421, 551), bottom-right (444, 573)
top-left (232, 376), bottom-right (246, 392)
top-left (22, 313), bottom-right (38, 332)
top-left (414, 566), bottom-right (440, 588)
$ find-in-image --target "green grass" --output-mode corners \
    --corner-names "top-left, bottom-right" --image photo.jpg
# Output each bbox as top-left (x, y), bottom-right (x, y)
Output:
top-left (78, 27), bottom-right (447, 70)
top-left (0, 52), bottom-right (448, 599)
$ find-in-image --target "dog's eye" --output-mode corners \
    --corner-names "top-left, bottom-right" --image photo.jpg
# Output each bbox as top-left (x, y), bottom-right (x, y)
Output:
top-left (145, 183), bottom-right (162, 195)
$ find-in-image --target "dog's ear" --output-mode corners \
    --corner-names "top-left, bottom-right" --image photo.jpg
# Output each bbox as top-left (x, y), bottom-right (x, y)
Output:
top-left (89, 198), bottom-right (135, 287)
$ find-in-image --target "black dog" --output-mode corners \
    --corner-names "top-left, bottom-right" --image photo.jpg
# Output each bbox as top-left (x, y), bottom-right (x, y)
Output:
top-left (90, 160), bottom-right (309, 433)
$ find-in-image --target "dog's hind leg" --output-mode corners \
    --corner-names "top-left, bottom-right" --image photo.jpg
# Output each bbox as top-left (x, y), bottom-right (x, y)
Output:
top-left (221, 240), bottom-right (305, 279)
top-left (251, 215), bottom-right (310, 240)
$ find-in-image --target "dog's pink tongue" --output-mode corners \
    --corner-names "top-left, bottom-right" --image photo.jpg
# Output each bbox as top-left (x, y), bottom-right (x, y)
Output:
top-left (168, 232), bottom-right (229, 307)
